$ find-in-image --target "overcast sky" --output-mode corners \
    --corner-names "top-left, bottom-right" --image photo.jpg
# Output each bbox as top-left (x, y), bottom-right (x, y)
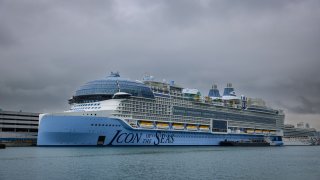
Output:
top-left (1, 0), bottom-right (319, 129)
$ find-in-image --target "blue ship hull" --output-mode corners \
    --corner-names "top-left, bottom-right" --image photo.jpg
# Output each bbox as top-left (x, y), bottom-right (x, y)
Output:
top-left (37, 115), bottom-right (283, 146)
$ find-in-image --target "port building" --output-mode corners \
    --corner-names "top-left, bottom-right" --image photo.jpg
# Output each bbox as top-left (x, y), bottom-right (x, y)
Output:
top-left (0, 110), bottom-right (39, 146)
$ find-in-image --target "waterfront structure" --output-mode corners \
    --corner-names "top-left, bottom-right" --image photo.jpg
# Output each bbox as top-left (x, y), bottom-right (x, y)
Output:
top-left (283, 124), bottom-right (320, 145)
top-left (0, 110), bottom-right (39, 146)
top-left (37, 72), bottom-right (284, 146)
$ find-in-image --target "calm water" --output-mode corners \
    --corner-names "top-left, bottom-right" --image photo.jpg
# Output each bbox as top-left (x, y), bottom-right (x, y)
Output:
top-left (0, 146), bottom-right (319, 180)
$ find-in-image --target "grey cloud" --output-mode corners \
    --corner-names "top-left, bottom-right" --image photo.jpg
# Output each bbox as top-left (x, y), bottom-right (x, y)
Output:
top-left (0, 0), bottom-right (320, 129)
top-left (289, 96), bottom-right (320, 114)
top-left (0, 26), bottom-right (16, 47)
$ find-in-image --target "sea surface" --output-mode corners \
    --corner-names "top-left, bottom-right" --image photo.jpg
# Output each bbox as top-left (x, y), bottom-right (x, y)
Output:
top-left (0, 146), bottom-right (319, 180)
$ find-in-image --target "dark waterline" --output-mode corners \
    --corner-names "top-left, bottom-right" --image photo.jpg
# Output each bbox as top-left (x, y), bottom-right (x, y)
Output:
top-left (0, 146), bottom-right (319, 180)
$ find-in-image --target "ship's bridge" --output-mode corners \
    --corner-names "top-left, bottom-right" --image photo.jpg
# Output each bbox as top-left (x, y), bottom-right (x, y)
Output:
top-left (69, 72), bottom-right (155, 104)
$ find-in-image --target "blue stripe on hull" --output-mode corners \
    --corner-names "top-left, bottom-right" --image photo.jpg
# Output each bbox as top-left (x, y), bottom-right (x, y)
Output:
top-left (37, 115), bottom-right (282, 146)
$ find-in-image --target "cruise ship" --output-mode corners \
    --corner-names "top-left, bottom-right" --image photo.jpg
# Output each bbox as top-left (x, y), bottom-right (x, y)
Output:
top-left (37, 72), bottom-right (284, 146)
top-left (283, 123), bottom-right (320, 146)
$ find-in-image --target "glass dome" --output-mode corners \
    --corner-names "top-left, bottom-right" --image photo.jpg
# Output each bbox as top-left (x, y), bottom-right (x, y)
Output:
top-left (69, 72), bottom-right (154, 104)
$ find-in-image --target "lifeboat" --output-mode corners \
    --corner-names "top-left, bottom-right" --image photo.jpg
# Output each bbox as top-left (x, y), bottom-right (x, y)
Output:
top-left (255, 129), bottom-right (262, 133)
top-left (262, 130), bottom-right (269, 133)
top-left (246, 129), bottom-right (254, 134)
top-left (186, 124), bottom-right (198, 131)
top-left (199, 125), bottom-right (209, 131)
top-left (269, 130), bottom-right (276, 135)
top-left (157, 122), bottom-right (170, 129)
top-left (139, 121), bottom-right (154, 129)
top-left (172, 123), bottom-right (185, 130)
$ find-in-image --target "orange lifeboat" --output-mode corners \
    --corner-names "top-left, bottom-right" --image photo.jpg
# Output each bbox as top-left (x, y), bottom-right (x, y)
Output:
top-left (139, 121), bottom-right (154, 129)
top-left (172, 123), bottom-right (185, 130)
top-left (186, 124), bottom-right (198, 131)
top-left (157, 122), bottom-right (170, 129)
top-left (199, 125), bottom-right (209, 131)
